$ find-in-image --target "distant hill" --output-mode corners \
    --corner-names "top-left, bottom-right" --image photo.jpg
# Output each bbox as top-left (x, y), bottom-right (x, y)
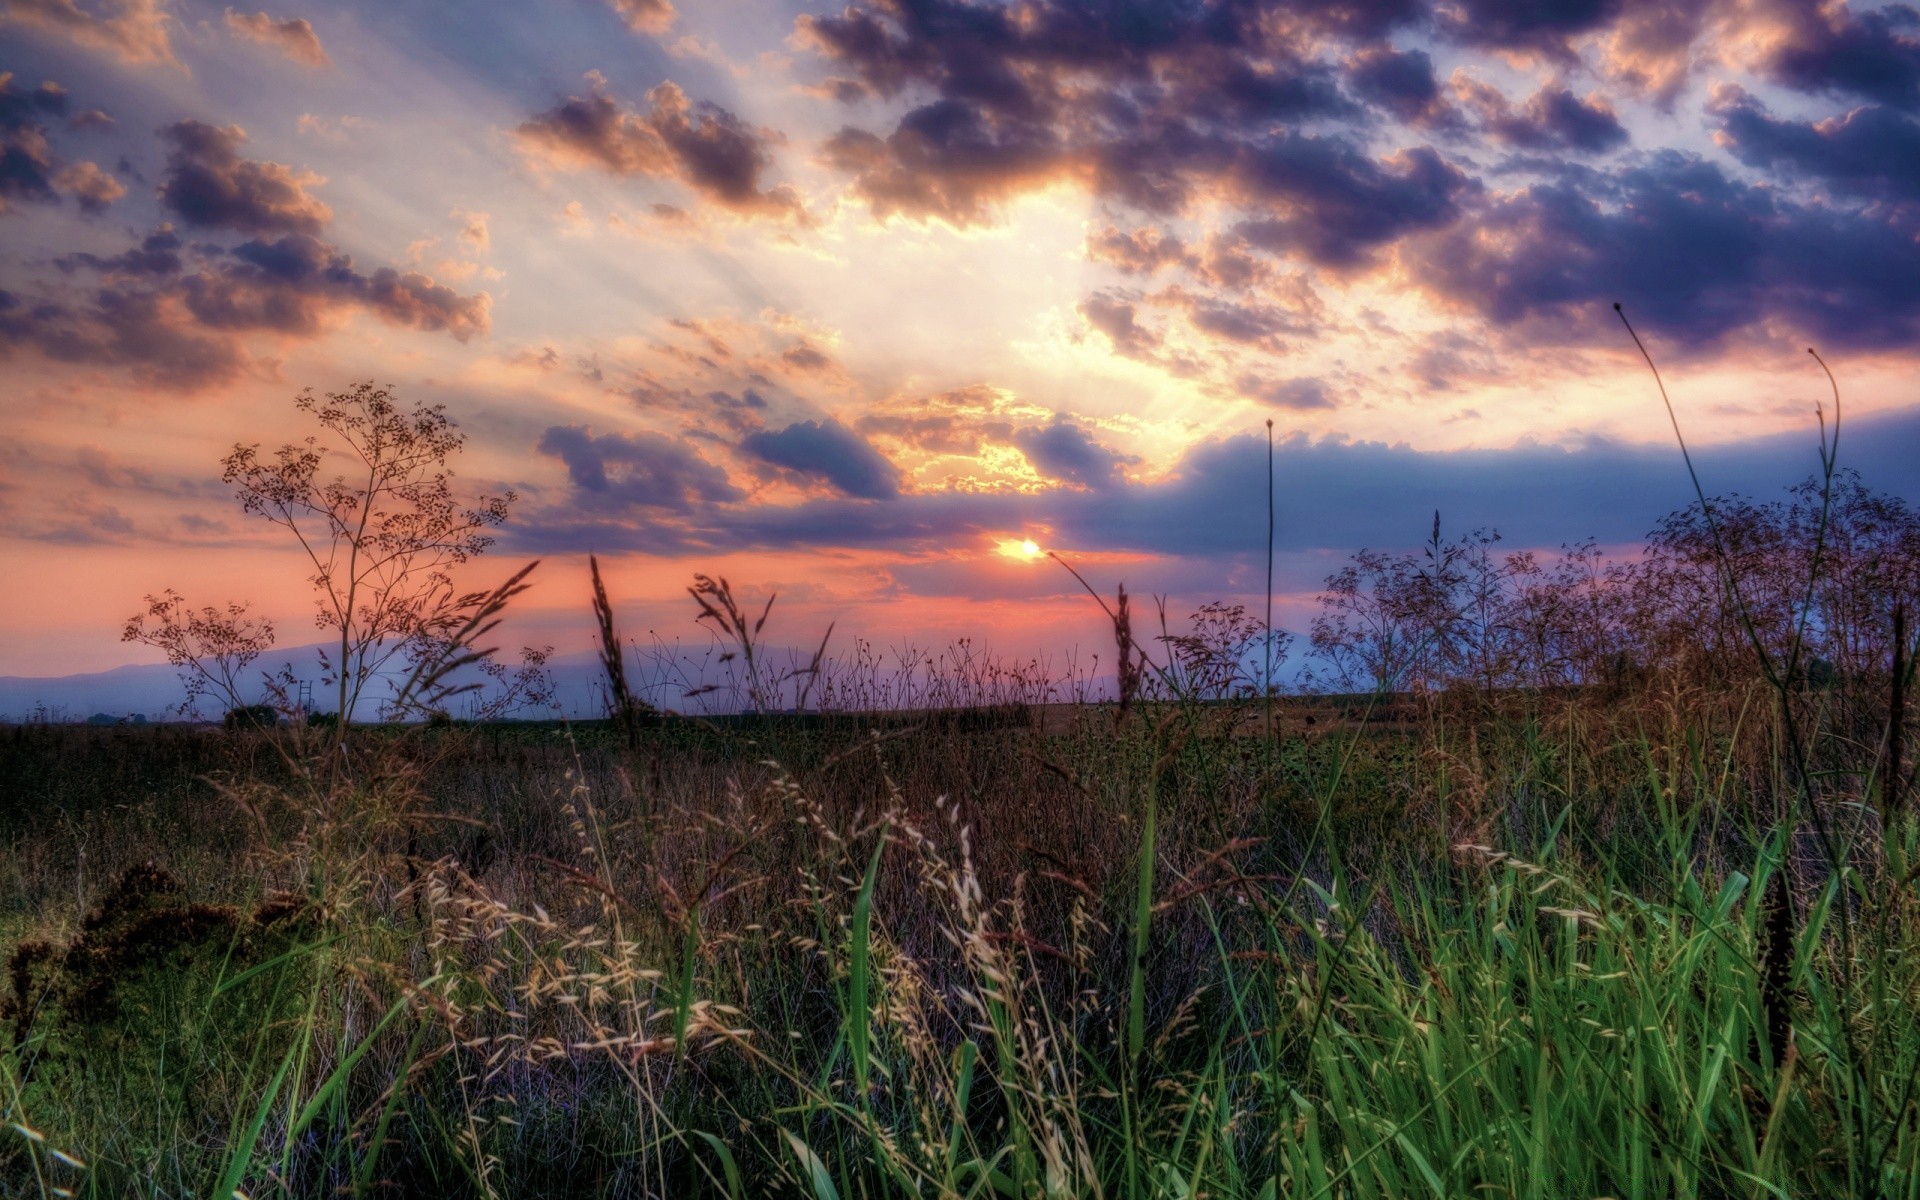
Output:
top-left (0, 641), bottom-right (833, 723)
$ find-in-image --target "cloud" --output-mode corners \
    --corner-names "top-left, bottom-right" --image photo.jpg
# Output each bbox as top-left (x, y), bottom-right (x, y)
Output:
top-left (57, 225), bottom-right (183, 275)
top-left (820, 102), bottom-right (1065, 226)
top-left (537, 424), bottom-right (741, 512)
top-left (1236, 374), bottom-right (1337, 410)
top-left (1086, 225), bottom-right (1191, 276)
top-left (1436, 0), bottom-right (1623, 55)
top-left (1464, 79), bottom-right (1630, 153)
top-left (606, 0), bottom-right (674, 34)
top-left (1347, 46), bottom-right (1454, 126)
top-left (187, 233), bottom-right (489, 339)
top-left (54, 159), bottom-right (121, 211)
top-left (853, 384), bottom-right (1030, 458)
top-left (1403, 150), bottom-right (1920, 349)
top-left (159, 120), bottom-right (333, 235)
top-left (780, 340), bottom-right (833, 371)
top-left (8, 225), bottom-right (490, 389)
top-left (0, 0), bottom-right (176, 67)
top-left (223, 9), bottom-right (330, 67)
top-left (1764, 1), bottom-right (1920, 111)
top-left (1229, 139), bottom-right (1472, 269)
top-left (0, 72), bottom-right (65, 211)
top-left (1712, 85), bottom-right (1920, 205)
top-left (0, 76), bottom-right (126, 215)
top-left (453, 208), bottom-right (490, 252)
top-left (517, 76), bottom-right (804, 218)
top-left (0, 285), bottom-right (245, 389)
top-left (295, 112), bottom-right (362, 143)
top-left (1172, 286), bottom-right (1321, 347)
top-left (740, 418), bottom-right (901, 499)
top-left (1078, 290), bottom-right (1160, 358)
top-left (1011, 419), bottom-right (1135, 489)
top-left (799, 0), bottom-right (1405, 231)
top-left (1086, 225), bottom-right (1274, 291)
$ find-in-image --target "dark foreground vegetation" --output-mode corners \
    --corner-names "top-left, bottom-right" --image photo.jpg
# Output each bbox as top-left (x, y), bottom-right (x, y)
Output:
top-left (3, 643), bottom-right (1917, 1199)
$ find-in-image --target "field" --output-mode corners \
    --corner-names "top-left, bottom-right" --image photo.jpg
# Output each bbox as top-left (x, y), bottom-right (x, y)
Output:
top-left (3, 665), bottom-right (1918, 1198)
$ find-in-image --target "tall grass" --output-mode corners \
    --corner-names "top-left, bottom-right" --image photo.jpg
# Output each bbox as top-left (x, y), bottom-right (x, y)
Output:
top-left (3, 668), bottom-right (1916, 1197)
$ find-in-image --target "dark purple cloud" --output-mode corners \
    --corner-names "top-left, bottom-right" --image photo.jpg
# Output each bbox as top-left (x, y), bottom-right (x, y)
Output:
top-left (1403, 150), bottom-right (1920, 349)
top-left (1230, 139), bottom-right (1472, 268)
top-left (0, 284), bottom-right (244, 389)
top-left (1473, 81), bottom-right (1630, 153)
top-left (740, 418), bottom-right (901, 499)
top-left (57, 226), bottom-right (184, 276)
top-left (1765, 1), bottom-right (1920, 111)
top-left (1346, 46), bottom-right (1453, 126)
top-left (10, 223), bottom-right (491, 389)
top-left (173, 234), bottom-right (489, 339)
top-left (1, 73), bottom-right (67, 210)
top-left (1011, 419), bottom-right (1136, 489)
top-left (820, 100), bottom-right (1062, 225)
top-left (783, 0), bottom-right (1920, 357)
top-left (1175, 288), bottom-right (1319, 346)
top-left (799, 0), bottom-right (1430, 239)
top-left (1713, 86), bottom-right (1920, 205)
top-left (1436, 0), bottom-right (1622, 54)
top-left (537, 424), bottom-right (742, 512)
top-left (517, 78), bottom-right (803, 217)
top-left (159, 120), bottom-right (332, 235)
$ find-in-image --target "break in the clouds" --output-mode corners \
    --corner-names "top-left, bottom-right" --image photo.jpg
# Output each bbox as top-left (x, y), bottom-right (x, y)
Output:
top-left (2, 0), bottom-right (1920, 674)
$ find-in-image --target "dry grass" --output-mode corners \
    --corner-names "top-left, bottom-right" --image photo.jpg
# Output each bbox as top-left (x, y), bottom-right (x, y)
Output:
top-left (2, 668), bottom-right (1916, 1197)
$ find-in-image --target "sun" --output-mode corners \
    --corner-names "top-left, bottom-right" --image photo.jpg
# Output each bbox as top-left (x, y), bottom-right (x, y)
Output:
top-left (996, 537), bottom-right (1045, 562)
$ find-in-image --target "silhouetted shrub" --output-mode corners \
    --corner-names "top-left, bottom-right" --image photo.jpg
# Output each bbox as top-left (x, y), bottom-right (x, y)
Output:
top-left (223, 704), bottom-right (279, 730)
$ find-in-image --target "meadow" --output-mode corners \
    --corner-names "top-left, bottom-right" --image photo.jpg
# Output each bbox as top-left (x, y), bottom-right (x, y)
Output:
top-left (3, 564), bottom-right (1918, 1199)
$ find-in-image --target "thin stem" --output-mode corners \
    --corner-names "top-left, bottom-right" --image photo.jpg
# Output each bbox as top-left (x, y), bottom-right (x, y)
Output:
top-left (1266, 418), bottom-right (1276, 741)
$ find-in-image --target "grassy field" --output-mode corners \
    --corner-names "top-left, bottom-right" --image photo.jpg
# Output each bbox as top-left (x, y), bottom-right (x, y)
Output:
top-left (3, 676), bottom-right (1916, 1199)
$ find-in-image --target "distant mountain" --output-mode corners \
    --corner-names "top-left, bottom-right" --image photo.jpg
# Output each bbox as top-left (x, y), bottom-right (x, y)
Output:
top-left (0, 641), bottom-right (826, 722)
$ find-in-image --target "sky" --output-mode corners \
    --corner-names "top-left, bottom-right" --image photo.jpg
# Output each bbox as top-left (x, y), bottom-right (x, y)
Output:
top-left (2, 0), bottom-right (1918, 680)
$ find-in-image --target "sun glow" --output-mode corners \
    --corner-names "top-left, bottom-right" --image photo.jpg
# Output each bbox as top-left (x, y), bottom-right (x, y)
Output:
top-left (996, 537), bottom-right (1045, 562)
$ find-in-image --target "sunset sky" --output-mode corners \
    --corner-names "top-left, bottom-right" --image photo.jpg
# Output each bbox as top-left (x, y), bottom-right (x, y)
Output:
top-left (3, 0), bottom-right (1919, 679)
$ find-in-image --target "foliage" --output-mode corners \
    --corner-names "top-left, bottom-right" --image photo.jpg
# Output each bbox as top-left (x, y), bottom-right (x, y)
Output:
top-left (1157, 599), bottom-right (1288, 701)
top-left (1306, 474), bottom-right (1920, 698)
top-left (685, 573), bottom-right (833, 713)
top-left (120, 592), bottom-right (275, 719)
top-left (4, 696), bottom-right (1917, 1197)
top-left (220, 381), bottom-right (524, 723)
